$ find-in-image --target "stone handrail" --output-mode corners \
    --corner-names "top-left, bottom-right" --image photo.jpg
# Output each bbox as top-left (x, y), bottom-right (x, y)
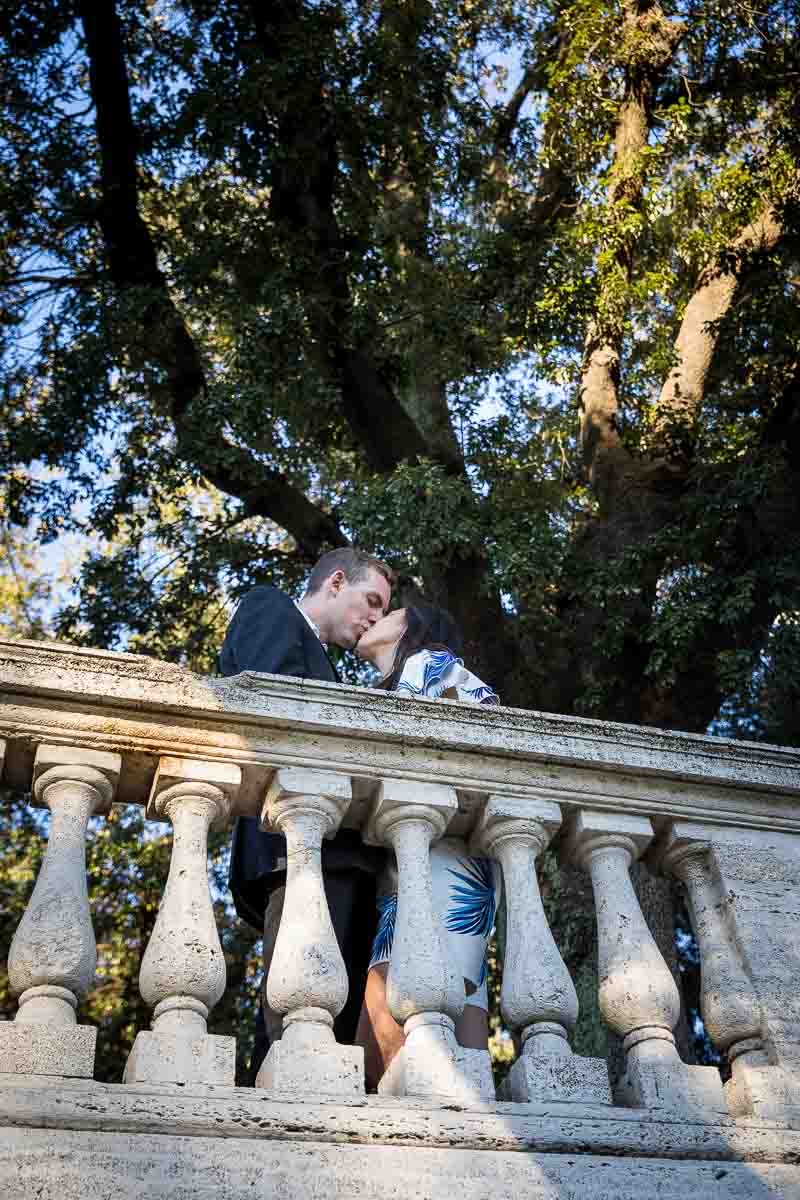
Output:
top-left (2, 636), bottom-right (800, 1121)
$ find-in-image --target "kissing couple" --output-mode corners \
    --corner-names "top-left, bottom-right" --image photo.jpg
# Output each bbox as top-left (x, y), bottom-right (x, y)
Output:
top-left (219, 547), bottom-right (500, 1089)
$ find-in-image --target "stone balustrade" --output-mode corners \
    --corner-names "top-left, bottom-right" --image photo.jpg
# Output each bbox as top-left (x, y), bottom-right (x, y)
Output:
top-left (473, 796), bottom-right (610, 1105)
top-left (2, 638), bottom-right (800, 1198)
top-left (123, 755), bottom-right (240, 1086)
top-left (1, 743), bottom-right (120, 1078)
top-left (255, 767), bottom-right (363, 1098)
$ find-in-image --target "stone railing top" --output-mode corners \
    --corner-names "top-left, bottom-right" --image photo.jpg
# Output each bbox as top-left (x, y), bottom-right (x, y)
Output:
top-left (1, 637), bottom-right (799, 836)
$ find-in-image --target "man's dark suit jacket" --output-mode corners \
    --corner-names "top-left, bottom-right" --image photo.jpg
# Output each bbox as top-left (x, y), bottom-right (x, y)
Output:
top-left (219, 585), bottom-right (383, 931)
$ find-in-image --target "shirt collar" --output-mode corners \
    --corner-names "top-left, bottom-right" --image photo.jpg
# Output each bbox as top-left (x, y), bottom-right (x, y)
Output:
top-left (294, 599), bottom-right (323, 644)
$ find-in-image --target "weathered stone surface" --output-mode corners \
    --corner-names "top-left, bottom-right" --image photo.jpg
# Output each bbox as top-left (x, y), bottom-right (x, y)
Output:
top-left (658, 824), bottom-right (763, 1060)
top-left (727, 1062), bottom-right (800, 1121)
top-left (122, 1030), bottom-right (235, 1087)
top-left (472, 797), bottom-right (572, 1031)
top-left (654, 821), bottom-right (800, 1120)
top-left (0, 1075), bottom-right (791, 1147)
top-left (367, 782), bottom-right (469, 1101)
top-left (31, 744), bottom-right (120, 812)
top-left (617, 1056), bottom-right (727, 1118)
top-left (474, 796), bottom-right (605, 1105)
top-left (378, 792), bottom-right (463, 1023)
top-left (3, 638), bottom-right (800, 832)
top-left (4, 640), bottom-right (800, 1191)
top-left (8, 746), bottom-right (120, 1010)
top-left (124, 757), bottom-right (238, 1087)
top-left (500, 1050), bottom-right (611, 1105)
top-left (456, 1047), bottom-right (495, 1101)
top-left (2, 745), bottom-right (119, 1079)
top-left (377, 1016), bottom-right (466, 1102)
top-left (707, 828), bottom-right (800, 1077)
top-left (3, 1077), bottom-right (800, 1160)
top-left (1, 1126), bottom-right (797, 1200)
top-left (378, 1036), bottom-right (494, 1104)
top-left (565, 810), bottom-right (718, 1113)
top-left (262, 770), bottom-right (351, 1022)
top-left (0, 1024), bottom-right (96, 1079)
top-left (148, 755), bottom-right (241, 821)
top-left (257, 771), bottom-right (364, 1099)
top-left (256, 1028), bottom-right (364, 1100)
top-left (139, 766), bottom-right (235, 1015)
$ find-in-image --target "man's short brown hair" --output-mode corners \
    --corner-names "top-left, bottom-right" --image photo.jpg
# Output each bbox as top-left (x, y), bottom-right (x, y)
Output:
top-left (305, 547), bottom-right (394, 595)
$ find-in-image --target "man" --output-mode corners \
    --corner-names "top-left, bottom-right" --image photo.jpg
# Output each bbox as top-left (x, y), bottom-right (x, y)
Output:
top-left (219, 548), bottom-right (393, 1081)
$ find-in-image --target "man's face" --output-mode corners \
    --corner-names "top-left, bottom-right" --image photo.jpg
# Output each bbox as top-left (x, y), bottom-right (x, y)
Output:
top-left (325, 567), bottom-right (391, 649)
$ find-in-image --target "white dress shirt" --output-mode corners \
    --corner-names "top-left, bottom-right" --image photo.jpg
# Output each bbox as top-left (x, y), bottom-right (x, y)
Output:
top-left (294, 599), bottom-right (323, 644)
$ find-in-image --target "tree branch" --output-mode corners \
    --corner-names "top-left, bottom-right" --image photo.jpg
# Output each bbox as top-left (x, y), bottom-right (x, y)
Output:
top-left (76, 0), bottom-right (346, 557)
top-left (651, 198), bottom-right (789, 453)
top-left (493, 65), bottom-right (539, 158)
top-left (488, 30), bottom-right (575, 232)
top-left (644, 360), bottom-right (800, 731)
top-left (579, 0), bottom-right (685, 509)
top-left (552, 184), bottom-right (796, 727)
top-left (247, 0), bottom-right (453, 475)
top-left (657, 50), bottom-right (788, 115)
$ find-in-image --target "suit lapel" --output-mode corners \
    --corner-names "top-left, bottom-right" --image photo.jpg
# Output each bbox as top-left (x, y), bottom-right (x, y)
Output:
top-left (300, 620), bottom-right (340, 682)
top-left (323, 646), bottom-right (341, 682)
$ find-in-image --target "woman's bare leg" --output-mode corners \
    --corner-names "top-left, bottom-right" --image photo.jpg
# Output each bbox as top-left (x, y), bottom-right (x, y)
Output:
top-left (355, 964), bottom-right (405, 1091)
top-left (356, 965), bottom-right (491, 1088)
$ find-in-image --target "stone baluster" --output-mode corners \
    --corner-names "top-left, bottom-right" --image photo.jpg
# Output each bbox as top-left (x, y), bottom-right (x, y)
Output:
top-left (565, 809), bottom-right (725, 1114)
top-left (365, 779), bottom-right (480, 1101)
top-left (473, 796), bottom-right (610, 1103)
top-left (0, 744), bottom-right (120, 1078)
top-left (124, 756), bottom-right (239, 1086)
top-left (658, 821), bottom-right (769, 1115)
top-left (256, 767), bottom-right (364, 1099)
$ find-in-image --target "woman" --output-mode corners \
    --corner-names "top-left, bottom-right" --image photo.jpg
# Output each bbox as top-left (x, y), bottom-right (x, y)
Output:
top-left (354, 602), bottom-right (501, 1090)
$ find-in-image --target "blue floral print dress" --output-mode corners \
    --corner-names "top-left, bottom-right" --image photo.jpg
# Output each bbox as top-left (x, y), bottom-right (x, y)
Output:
top-left (369, 649), bottom-right (502, 1010)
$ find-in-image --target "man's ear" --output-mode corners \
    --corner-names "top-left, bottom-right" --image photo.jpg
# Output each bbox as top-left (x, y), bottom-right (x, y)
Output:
top-left (328, 569), bottom-right (345, 594)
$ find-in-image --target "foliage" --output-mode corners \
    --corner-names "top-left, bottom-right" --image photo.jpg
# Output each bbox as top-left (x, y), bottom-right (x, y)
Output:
top-left (2, 0), bottom-right (799, 1081)
top-left (1, 0), bottom-right (798, 732)
top-left (0, 793), bottom-right (45, 1022)
top-left (0, 494), bottom-right (52, 640)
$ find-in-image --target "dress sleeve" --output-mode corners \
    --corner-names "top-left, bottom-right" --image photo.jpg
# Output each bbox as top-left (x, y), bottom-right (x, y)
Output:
top-left (454, 667), bottom-right (500, 705)
top-left (396, 649), bottom-right (499, 704)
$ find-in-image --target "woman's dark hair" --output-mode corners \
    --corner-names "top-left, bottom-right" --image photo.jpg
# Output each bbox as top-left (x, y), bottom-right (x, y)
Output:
top-left (381, 602), bottom-right (464, 691)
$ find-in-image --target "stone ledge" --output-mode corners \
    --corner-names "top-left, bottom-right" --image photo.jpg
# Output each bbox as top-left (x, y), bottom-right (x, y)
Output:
top-left (1, 1077), bottom-right (800, 1164)
top-left (3, 636), bottom-right (799, 795)
top-left (4, 643), bottom-right (800, 838)
top-left (2, 1126), bottom-right (798, 1200)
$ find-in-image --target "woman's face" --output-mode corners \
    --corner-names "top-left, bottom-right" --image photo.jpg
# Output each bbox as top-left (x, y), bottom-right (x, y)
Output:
top-left (355, 606), bottom-right (408, 662)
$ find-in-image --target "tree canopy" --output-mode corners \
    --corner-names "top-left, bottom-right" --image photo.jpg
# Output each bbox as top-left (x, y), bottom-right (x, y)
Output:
top-left (2, 0), bottom-right (799, 731)
top-left (5, 0), bottom-right (796, 1081)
